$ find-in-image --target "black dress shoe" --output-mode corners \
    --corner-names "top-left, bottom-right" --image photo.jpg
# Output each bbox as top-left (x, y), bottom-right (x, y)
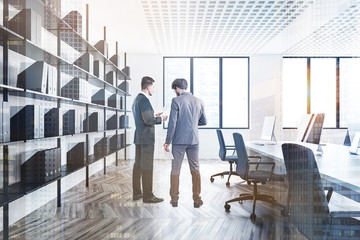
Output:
top-left (133, 193), bottom-right (143, 200)
top-left (194, 199), bottom-right (203, 208)
top-left (143, 196), bottom-right (164, 203)
top-left (170, 200), bottom-right (178, 207)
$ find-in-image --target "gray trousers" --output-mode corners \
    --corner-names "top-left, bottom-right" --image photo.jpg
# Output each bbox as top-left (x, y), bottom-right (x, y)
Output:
top-left (171, 144), bottom-right (200, 175)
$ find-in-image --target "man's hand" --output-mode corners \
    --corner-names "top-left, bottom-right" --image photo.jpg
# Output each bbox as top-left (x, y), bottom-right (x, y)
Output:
top-left (164, 143), bottom-right (170, 152)
top-left (155, 112), bottom-right (163, 117)
top-left (162, 115), bottom-right (168, 122)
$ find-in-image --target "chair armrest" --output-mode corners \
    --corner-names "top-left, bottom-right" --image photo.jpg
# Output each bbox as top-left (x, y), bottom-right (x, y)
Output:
top-left (331, 211), bottom-right (360, 218)
top-left (248, 156), bottom-right (261, 170)
top-left (249, 162), bottom-right (275, 179)
top-left (324, 186), bottom-right (333, 203)
top-left (225, 146), bottom-right (236, 155)
top-left (225, 146), bottom-right (236, 151)
top-left (249, 162), bottom-right (274, 166)
top-left (225, 145), bottom-right (235, 148)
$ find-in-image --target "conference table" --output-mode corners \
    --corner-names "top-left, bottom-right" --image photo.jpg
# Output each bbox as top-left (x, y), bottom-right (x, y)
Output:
top-left (245, 141), bottom-right (360, 202)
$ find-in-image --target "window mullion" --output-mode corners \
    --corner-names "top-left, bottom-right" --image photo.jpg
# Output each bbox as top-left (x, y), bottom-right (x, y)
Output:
top-left (190, 58), bottom-right (194, 93)
top-left (336, 57), bottom-right (340, 128)
top-left (219, 58), bottom-right (223, 129)
top-left (307, 57), bottom-right (311, 114)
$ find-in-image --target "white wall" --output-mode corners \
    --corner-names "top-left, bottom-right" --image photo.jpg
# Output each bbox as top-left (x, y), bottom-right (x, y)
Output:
top-left (127, 54), bottom-right (285, 160)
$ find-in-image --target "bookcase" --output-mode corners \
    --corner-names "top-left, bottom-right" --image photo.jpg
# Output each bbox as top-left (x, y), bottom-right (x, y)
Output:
top-left (0, 0), bottom-right (131, 238)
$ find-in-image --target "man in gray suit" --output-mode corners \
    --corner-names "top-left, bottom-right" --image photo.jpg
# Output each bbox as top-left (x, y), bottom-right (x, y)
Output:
top-left (132, 76), bottom-right (167, 203)
top-left (164, 78), bottom-right (207, 208)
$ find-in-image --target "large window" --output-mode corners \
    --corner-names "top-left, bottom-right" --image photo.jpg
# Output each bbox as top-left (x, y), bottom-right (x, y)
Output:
top-left (163, 58), bottom-right (191, 112)
top-left (283, 57), bottom-right (360, 128)
top-left (310, 58), bottom-right (336, 128)
top-left (222, 58), bottom-right (249, 128)
top-left (340, 58), bottom-right (360, 128)
top-left (163, 57), bottom-right (249, 129)
top-left (282, 58), bottom-right (307, 128)
top-left (193, 58), bottom-right (220, 128)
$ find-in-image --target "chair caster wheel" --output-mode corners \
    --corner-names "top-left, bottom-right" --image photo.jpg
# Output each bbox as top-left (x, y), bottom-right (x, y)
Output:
top-left (224, 204), bottom-right (231, 211)
top-left (281, 208), bottom-right (289, 217)
top-left (226, 182), bottom-right (230, 187)
top-left (210, 177), bottom-right (214, 182)
top-left (250, 213), bottom-right (256, 222)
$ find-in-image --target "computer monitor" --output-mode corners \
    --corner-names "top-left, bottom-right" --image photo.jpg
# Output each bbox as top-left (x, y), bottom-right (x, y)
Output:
top-left (349, 132), bottom-right (360, 155)
top-left (344, 130), bottom-right (351, 146)
top-left (345, 122), bottom-right (360, 144)
top-left (296, 114), bottom-right (314, 142)
top-left (260, 116), bottom-right (276, 142)
top-left (297, 113), bottom-right (325, 144)
top-left (296, 113), bottom-right (325, 155)
top-left (304, 113), bottom-right (325, 144)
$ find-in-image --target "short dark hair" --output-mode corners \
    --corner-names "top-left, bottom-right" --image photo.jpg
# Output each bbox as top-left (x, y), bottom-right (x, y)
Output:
top-left (141, 76), bottom-right (155, 90)
top-left (171, 78), bottom-right (188, 90)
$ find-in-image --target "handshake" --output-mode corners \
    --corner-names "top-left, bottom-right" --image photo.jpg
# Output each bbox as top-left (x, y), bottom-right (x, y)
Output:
top-left (155, 112), bottom-right (168, 122)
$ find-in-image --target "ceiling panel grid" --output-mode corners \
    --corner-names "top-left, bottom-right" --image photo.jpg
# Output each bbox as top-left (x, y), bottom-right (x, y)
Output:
top-left (141, 0), bottom-right (315, 55)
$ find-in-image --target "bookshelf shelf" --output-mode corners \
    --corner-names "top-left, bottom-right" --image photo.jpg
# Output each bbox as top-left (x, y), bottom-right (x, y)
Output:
top-left (0, 1), bottom-right (132, 238)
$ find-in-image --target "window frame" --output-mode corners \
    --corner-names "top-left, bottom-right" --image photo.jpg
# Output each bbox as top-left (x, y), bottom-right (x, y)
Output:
top-left (163, 56), bottom-right (250, 129)
top-left (282, 56), bottom-right (360, 130)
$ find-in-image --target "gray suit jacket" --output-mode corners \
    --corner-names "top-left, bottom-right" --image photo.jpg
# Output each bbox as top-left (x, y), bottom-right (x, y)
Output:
top-left (132, 93), bottom-right (162, 145)
top-left (165, 92), bottom-right (207, 145)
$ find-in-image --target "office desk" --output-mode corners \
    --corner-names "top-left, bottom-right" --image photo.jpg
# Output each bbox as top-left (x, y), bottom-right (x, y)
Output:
top-left (246, 141), bottom-right (360, 201)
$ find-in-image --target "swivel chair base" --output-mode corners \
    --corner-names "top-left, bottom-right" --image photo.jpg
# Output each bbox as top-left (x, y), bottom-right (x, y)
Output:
top-left (224, 181), bottom-right (284, 222)
top-left (210, 161), bottom-right (242, 187)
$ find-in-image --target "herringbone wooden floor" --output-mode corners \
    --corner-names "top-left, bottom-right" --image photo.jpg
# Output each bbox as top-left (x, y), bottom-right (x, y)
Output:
top-left (2, 159), bottom-right (306, 240)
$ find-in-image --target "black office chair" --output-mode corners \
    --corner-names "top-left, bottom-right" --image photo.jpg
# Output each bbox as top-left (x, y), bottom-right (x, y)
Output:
top-left (224, 132), bottom-right (284, 221)
top-left (210, 129), bottom-right (242, 187)
top-left (282, 143), bottom-right (360, 239)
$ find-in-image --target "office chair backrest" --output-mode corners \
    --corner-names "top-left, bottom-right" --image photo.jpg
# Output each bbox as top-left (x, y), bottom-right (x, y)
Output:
top-left (233, 133), bottom-right (249, 179)
top-left (282, 143), bottom-right (331, 239)
top-left (216, 129), bottom-right (227, 160)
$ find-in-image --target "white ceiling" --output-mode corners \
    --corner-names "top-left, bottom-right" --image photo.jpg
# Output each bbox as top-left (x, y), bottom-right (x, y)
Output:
top-left (84, 0), bottom-right (360, 56)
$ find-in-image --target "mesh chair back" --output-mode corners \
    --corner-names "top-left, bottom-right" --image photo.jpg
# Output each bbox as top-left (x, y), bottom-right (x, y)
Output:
top-left (233, 133), bottom-right (249, 179)
top-left (282, 143), bottom-right (331, 239)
